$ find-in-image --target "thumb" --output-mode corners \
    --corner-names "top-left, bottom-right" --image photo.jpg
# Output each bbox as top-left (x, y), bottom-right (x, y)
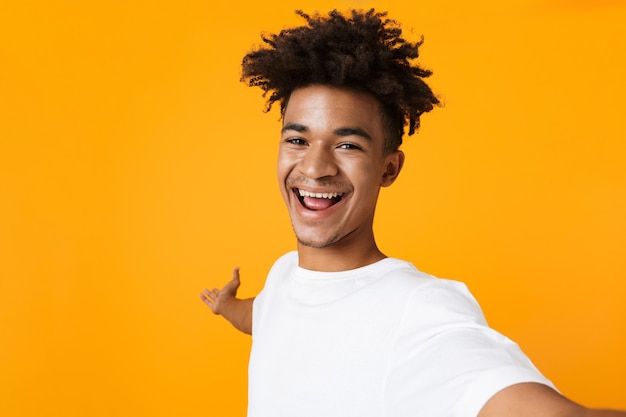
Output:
top-left (231, 266), bottom-right (241, 289)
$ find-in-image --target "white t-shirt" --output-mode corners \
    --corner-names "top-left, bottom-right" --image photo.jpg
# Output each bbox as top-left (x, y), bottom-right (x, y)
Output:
top-left (248, 252), bottom-right (554, 417)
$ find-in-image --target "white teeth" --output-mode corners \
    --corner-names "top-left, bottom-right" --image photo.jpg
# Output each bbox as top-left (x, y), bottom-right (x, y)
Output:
top-left (298, 189), bottom-right (343, 199)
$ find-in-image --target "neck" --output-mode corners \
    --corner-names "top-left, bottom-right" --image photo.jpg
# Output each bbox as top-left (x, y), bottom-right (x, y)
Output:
top-left (296, 238), bottom-right (386, 272)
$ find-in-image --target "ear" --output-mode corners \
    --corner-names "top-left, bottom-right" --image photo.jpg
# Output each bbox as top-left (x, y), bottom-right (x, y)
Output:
top-left (380, 150), bottom-right (404, 187)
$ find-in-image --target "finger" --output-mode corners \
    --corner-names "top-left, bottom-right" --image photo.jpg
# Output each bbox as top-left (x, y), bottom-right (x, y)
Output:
top-left (199, 293), bottom-right (213, 307)
top-left (232, 266), bottom-right (240, 281)
top-left (202, 289), bottom-right (218, 302)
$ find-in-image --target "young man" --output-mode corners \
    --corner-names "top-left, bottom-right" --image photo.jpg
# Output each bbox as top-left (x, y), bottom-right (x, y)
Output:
top-left (200, 9), bottom-right (625, 417)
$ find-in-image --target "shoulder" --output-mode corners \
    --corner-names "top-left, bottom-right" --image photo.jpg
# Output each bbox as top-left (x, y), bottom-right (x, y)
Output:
top-left (374, 260), bottom-right (489, 337)
top-left (407, 277), bottom-right (484, 320)
top-left (365, 259), bottom-right (487, 332)
top-left (271, 251), bottom-right (298, 268)
top-left (383, 259), bottom-right (483, 318)
top-left (265, 251), bottom-right (298, 278)
top-left (384, 266), bottom-right (555, 416)
top-left (256, 251), bottom-right (298, 295)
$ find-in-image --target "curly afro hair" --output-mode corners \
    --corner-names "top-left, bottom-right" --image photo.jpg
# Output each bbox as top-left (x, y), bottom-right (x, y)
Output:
top-left (241, 8), bottom-right (440, 153)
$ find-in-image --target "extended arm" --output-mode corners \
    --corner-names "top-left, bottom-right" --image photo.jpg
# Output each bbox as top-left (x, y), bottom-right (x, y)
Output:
top-left (479, 382), bottom-right (626, 417)
top-left (200, 267), bottom-right (254, 335)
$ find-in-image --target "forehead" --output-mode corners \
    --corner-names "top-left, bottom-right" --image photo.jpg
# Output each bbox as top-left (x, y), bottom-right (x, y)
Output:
top-left (283, 85), bottom-right (385, 139)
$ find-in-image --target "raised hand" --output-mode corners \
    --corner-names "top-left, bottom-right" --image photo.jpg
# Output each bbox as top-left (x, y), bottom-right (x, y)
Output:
top-left (200, 267), bottom-right (254, 335)
top-left (200, 267), bottom-right (241, 315)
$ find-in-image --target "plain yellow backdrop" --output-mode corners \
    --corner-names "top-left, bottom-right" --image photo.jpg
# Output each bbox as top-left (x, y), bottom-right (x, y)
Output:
top-left (1, 0), bottom-right (624, 415)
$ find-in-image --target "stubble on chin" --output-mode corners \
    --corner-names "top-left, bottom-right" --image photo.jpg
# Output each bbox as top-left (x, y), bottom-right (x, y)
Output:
top-left (292, 223), bottom-right (341, 249)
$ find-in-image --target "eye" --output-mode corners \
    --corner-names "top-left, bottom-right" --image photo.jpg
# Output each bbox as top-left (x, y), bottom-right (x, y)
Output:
top-left (337, 142), bottom-right (362, 151)
top-left (285, 137), bottom-right (307, 146)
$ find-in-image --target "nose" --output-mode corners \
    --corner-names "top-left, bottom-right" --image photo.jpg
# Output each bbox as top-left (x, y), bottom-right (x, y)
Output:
top-left (298, 145), bottom-right (338, 179)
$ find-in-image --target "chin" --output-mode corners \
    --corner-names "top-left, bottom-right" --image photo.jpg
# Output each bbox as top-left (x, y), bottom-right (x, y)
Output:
top-left (296, 238), bottom-right (330, 249)
top-left (295, 230), bottom-right (341, 249)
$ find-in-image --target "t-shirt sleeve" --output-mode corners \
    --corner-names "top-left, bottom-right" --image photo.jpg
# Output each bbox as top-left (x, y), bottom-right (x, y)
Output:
top-left (384, 280), bottom-right (555, 417)
top-left (251, 252), bottom-right (297, 339)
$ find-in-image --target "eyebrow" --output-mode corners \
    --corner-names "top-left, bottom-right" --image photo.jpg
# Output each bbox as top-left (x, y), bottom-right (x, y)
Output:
top-left (334, 127), bottom-right (372, 141)
top-left (281, 123), bottom-right (372, 141)
top-left (281, 123), bottom-right (308, 134)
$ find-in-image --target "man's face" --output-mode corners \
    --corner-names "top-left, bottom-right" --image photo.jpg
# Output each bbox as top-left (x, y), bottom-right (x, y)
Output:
top-left (277, 84), bottom-right (402, 250)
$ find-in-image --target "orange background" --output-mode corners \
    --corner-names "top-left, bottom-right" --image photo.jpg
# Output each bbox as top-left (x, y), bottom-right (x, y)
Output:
top-left (1, 0), bottom-right (624, 415)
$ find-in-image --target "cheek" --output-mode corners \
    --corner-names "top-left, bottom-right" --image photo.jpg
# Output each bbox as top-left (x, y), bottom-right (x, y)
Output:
top-left (347, 161), bottom-right (384, 186)
top-left (277, 161), bottom-right (291, 186)
top-left (276, 151), bottom-right (289, 179)
top-left (350, 170), bottom-right (384, 205)
top-left (276, 155), bottom-right (295, 199)
top-left (277, 147), bottom-right (296, 169)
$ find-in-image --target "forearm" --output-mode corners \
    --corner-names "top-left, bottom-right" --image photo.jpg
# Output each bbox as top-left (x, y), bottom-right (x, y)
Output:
top-left (581, 409), bottom-right (626, 417)
top-left (220, 297), bottom-right (254, 335)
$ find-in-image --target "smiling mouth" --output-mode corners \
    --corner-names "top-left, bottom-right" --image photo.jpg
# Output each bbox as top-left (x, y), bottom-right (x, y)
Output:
top-left (295, 189), bottom-right (345, 211)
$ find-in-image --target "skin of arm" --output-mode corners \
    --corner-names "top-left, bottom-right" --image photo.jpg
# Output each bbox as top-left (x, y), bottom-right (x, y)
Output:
top-left (200, 267), bottom-right (254, 335)
top-left (478, 382), bottom-right (626, 417)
